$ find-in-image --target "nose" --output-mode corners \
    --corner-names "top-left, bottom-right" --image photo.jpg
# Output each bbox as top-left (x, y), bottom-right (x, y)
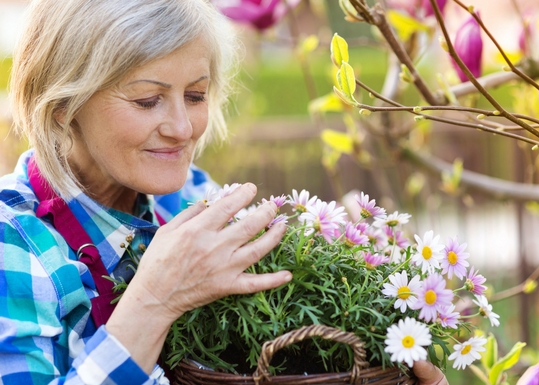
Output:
top-left (158, 97), bottom-right (193, 141)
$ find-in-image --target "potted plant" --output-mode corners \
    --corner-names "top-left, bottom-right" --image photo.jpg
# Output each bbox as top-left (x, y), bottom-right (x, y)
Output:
top-left (162, 185), bottom-right (501, 384)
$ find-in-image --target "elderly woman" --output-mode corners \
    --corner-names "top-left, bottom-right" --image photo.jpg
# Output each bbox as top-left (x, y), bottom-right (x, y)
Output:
top-left (0, 0), bottom-right (448, 384)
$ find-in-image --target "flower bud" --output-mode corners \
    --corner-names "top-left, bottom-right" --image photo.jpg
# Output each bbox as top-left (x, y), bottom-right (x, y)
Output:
top-left (523, 279), bottom-right (537, 294)
top-left (421, 0), bottom-right (448, 17)
top-left (452, 15), bottom-right (483, 82)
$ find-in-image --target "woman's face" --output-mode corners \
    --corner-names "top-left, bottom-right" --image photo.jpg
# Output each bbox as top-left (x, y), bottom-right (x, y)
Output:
top-left (70, 36), bottom-right (211, 198)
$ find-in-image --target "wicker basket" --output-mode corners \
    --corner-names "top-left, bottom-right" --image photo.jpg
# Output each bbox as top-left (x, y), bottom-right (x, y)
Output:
top-left (171, 324), bottom-right (418, 385)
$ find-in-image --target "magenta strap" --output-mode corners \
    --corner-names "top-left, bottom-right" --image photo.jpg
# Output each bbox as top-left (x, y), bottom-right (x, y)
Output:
top-left (27, 157), bottom-right (116, 327)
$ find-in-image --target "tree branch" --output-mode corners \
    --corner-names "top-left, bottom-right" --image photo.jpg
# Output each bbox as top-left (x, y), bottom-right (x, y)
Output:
top-left (401, 147), bottom-right (539, 201)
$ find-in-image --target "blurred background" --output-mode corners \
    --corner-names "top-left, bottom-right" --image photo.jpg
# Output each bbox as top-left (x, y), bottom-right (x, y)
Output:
top-left (1, 0), bottom-right (538, 383)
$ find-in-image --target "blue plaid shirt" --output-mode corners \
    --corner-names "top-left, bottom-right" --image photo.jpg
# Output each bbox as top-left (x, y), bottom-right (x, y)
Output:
top-left (0, 149), bottom-right (218, 384)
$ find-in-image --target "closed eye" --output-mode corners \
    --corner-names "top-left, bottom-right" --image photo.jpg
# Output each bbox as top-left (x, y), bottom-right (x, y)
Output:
top-left (185, 92), bottom-right (206, 105)
top-left (134, 96), bottom-right (161, 109)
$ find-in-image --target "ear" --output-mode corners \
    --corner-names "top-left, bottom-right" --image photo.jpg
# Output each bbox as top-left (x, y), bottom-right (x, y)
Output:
top-left (53, 107), bottom-right (67, 126)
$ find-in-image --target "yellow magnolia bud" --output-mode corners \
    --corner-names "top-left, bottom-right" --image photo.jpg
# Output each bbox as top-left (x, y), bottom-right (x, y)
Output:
top-left (413, 106), bottom-right (422, 113)
top-left (533, 145), bottom-right (539, 151)
top-left (493, 110), bottom-right (501, 116)
top-left (359, 109), bottom-right (372, 116)
top-left (477, 114), bottom-right (486, 120)
top-left (439, 36), bottom-right (449, 52)
top-left (523, 279), bottom-right (537, 294)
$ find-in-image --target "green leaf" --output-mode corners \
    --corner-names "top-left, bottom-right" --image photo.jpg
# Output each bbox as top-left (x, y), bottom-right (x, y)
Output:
top-left (386, 9), bottom-right (430, 41)
top-left (336, 62), bottom-right (356, 103)
top-left (489, 342), bottom-right (526, 385)
top-left (481, 334), bottom-right (498, 370)
top-left (331, 33), bottom-right (349, 67)
top-left (321, 129), bottom-right (353, 155)
top-left (309, 93), bottom-right (344, 115)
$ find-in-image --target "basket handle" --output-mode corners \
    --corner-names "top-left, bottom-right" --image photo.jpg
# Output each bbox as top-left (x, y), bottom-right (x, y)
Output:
top-left (252, 324), bottom-right (369, 385)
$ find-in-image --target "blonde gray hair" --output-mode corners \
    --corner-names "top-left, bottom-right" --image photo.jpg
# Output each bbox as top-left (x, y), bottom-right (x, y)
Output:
top-left (10, 0), bottom-right (239, 198)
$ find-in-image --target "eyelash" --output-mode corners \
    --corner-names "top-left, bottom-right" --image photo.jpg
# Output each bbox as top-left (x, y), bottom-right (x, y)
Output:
top-left (134, 93), bottom-right (206, 109)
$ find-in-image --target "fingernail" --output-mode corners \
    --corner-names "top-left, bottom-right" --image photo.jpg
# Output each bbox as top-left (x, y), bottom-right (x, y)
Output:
top-left (244, 183), bottom-right (257, 193)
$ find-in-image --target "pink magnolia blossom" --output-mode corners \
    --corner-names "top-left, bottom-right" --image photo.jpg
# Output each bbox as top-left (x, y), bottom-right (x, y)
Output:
top-left (213, 0), bottom-right (300, 31)
top-left (386, 0), bottom-right (447, 19)
top-left (452, 15), bottom-right (483, 82)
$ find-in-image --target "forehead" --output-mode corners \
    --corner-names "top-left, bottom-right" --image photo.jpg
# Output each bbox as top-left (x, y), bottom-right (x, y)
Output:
top-left (122, 36), bottom-right (213, 84)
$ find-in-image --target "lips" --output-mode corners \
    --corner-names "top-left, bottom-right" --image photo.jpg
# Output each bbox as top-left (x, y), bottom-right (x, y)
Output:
top-left (145, 146), bottom-right (185, 160)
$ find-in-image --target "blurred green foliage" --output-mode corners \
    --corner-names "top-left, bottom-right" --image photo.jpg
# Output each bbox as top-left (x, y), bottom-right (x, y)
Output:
top-left (232, 46), bottom-right (387, 117)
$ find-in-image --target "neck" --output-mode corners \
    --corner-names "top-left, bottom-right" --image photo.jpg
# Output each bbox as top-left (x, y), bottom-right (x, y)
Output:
top-left (67, 157), bottom-right (138, 215)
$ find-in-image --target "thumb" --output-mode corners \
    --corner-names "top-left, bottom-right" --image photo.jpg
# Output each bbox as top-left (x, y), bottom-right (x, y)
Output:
top-left (412, 360), bottom-right (448, 385)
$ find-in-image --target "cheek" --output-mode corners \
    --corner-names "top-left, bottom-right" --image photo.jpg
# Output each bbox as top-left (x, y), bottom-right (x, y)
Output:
top-left (190, 105), bottom-right (209, 139)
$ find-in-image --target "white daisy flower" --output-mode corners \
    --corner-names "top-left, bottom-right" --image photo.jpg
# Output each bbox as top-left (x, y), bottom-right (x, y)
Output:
top-left (449, 336), bottom-right (487, 370)
top-left (382, 271), bottom-right (422, 313)
top-left (373, 211), bottom-right (411, 228)
top-left (411, 230), bottom-right (444, 274)
top-left (472, 295), bottom-right (500, 327)
top-left (384, 317), bottom-right (432, 367)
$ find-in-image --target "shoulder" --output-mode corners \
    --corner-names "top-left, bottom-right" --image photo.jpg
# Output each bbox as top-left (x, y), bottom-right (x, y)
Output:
top-left (0, 149), bottom-right (39, 213)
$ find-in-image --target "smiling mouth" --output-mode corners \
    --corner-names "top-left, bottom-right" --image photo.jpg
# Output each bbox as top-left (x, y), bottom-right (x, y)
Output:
top-left (145, 146), bottom-right (185, 159)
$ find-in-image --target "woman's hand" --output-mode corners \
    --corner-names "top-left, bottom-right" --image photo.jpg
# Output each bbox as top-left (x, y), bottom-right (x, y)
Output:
top-left (107, 183), bottom-right (292, 372)
top-left (134, 182), bottom-right (292, 318)
top-left (413, 361), bottom-right (449, 385)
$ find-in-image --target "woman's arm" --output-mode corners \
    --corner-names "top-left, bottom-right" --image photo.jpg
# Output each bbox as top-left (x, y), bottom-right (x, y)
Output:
top-left (0, 204), bottom-right (166, 385)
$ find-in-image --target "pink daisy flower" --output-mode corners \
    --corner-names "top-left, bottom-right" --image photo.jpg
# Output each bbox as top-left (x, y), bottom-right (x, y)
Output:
top-left (363, 252), bottom-right (390, 270)
top-left (343, 222), bottom-right (369, 248)
top-left (441, 237), bottom-right (470, 279)
top-left (300, 199), bottom-right (347, 243)
top-left (373, 211), bottom-right (411, 228)
top-left (267, 214), bottom-right (288, 229)
top-left (464, 266), bottom-right (487, 295)
top-left (385, 227), bottom-right (410, 249)
top-left (355, 192), bottom-right (386, 219)
top-left (287, 189), bottom-right (317, 213)
top-left (365, 226), bottom-right (388, 250)
top-left (438, 304), bottom-right (460, 329)
top-left (262, 194), bottom-right (287, 208)
top-left (414, 273), bottom-right (454, 323)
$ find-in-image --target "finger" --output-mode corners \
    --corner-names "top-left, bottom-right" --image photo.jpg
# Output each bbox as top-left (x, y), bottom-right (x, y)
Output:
top-left (231, 221), bottom-right (286, 269)
top-left (197, 183), bottom-right (258, 229)
top-left (412, 360), bottom-right (447, 385)
top-left (234, 270), bottom-right (293, 295)
top-left (221, 200), bottom-right (278, 245)
top-left (162, 200), bottom-right (207, 231)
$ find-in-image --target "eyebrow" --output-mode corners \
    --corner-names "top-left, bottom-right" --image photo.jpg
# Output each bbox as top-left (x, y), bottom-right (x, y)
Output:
top-left (126, 76), bottom-right (209, 88)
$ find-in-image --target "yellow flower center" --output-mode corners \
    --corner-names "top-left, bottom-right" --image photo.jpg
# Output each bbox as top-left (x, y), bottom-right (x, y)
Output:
top-left (447, 251), bottom-right (458, 265)
top-left (344, 238), bottom-right (356, 248)
top-left (386, 219), bottom-right (399, 227)
top-left (313, 218), bottom-right (321, 232)
top-left (461, 344), bottom-right (472, 355)
top-left (422, 246), bottom-right (432, 260)
top-left (360, 208), bottom-right (372, 218)
top-left (425, 290), bottom-right (437, 305)
top-left (397, 286), bottom-right (411, 300)
top-left (402, 336), bottom-right (415, 348)
top-left (365, 262), bottom-right (376, 270)
top-left (295, 204), bottom-right (307, 213)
